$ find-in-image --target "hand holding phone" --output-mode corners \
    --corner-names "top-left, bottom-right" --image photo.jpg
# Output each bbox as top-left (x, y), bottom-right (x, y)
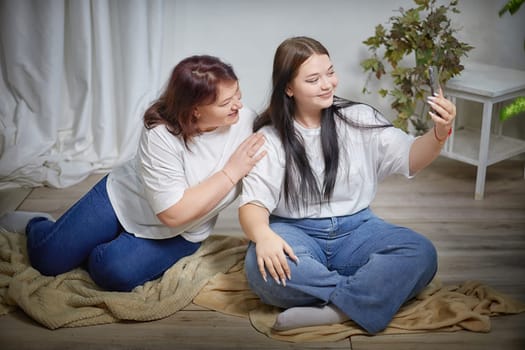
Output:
top-left (428, 66), bottom-right (443, 119)
top-left (428, 66), bottom-right (440, 96)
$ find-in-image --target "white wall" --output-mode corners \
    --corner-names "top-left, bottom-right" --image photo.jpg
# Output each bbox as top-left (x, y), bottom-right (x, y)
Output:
top-left (454, 0), bottom-right (525, 142)
top-left (159, 0), bottom-right (525, 137)
top-left (160, 0), bottom-right (421, 112)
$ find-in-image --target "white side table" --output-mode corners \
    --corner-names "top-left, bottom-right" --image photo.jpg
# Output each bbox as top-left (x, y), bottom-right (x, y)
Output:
top-left (442, 62), bottom-right (525, 200)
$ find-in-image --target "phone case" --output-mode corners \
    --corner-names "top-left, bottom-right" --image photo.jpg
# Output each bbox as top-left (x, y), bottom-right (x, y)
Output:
top-left (429, 66), bottom-right (440, 96)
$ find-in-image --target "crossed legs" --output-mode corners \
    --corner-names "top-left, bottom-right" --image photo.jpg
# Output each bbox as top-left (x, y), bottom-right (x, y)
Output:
top-left (244, 208), bottom-right (437, 334)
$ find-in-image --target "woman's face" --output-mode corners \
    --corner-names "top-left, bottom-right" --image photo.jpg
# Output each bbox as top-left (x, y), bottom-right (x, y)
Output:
top-left (194, 80), bottom-right (243, 132)
top-left (286, 53), bottom-right (338, 115)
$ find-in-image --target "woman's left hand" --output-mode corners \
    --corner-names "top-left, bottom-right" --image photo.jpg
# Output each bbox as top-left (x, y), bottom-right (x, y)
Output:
top-left (427, 87), bottom-right (456, 137)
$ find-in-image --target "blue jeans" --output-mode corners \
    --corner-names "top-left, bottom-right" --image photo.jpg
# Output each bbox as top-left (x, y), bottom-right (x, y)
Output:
top-left (26, 176), bottom-right (201, 292)
top-left (244, 208), bottom-right (437, 334)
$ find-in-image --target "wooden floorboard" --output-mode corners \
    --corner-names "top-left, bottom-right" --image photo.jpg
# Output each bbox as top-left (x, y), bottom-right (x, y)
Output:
top-left (0, 309), bottom-right (350, 350)
top-left (351, 313), bottom-right (525, 350)
top-left (0, 187), bottom-right (31, 216)
top-left (1, 157), bottom-right (524, 349)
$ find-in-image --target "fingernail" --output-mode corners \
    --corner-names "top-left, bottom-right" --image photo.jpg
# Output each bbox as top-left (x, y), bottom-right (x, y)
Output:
top-left (274, 278), bottom-right (281, 285)
top-left (281, 279), bottom-right (286, 287)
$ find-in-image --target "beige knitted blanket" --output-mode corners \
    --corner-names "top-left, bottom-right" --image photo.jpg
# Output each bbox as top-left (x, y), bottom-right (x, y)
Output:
top-left (0, 231), bottom-right (245, 329)
top-left (1, 231), bottom-right (524, 342)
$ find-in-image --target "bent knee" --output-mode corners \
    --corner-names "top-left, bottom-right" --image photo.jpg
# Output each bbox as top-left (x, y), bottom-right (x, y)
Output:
top-left (414, 234), bottom-right (438, 270)
top-left (88, 247), bottom-right (139, 292)
top-left (244, 243), bottom-right (265, 285)
top-left (409, 234), bottom-right (438, 289)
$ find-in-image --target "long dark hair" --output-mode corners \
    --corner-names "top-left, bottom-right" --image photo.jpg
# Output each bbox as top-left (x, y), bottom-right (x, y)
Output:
top-left (143, 55), bottom-right (237, 146)
top-left (255, 36), bottom-right (390, 212)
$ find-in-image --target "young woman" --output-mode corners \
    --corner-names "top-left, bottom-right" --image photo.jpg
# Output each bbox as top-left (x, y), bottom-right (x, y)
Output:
top-left (0, 55), bottom-right (265, 292)
top-left (239, 37), bottom-right (456, 334)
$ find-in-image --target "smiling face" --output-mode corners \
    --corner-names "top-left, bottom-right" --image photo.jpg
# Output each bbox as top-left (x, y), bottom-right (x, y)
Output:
top-left (194, 80), bottom-right (243, 132)
top-left (286, 53), bottom-right (338, 119)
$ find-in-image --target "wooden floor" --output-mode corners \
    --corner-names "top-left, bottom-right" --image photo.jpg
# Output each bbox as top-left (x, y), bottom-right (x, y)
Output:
top-left (1, 157), bottom-right (524, 349)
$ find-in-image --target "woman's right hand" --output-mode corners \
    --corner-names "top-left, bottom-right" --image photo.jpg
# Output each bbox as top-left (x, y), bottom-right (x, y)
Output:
top-left (222, 133), bottom-right (266, 183)
top-left (254, 228), bottom-right (298, 286)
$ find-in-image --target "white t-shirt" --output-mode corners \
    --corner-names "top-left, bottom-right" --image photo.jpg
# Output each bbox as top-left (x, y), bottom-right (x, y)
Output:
top-left (240, 104), bottom-right (415, 218)
top-left (107, 107), bottom-right (256, 242)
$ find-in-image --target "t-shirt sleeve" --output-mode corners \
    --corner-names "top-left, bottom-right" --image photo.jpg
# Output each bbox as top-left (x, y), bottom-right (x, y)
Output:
top-left (374, 124), bottom-right (415, 181)
top-left (345, 104), bottom-right (415, 181)
top-left (139, 126), bottom-right (187, 214)
top-left (239, 128), bottom-right (284, 212)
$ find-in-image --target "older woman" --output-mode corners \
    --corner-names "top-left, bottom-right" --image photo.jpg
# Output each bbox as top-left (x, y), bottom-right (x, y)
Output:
top-left (1, 55), bottom-right (265, 292)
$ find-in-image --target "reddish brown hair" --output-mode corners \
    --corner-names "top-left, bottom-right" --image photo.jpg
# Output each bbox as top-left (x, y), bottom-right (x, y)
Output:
top-left (144, 55), bottom-right (237, 145)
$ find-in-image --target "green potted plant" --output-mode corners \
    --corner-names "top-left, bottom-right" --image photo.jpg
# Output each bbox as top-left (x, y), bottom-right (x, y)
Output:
top-left (361, 0), bottom-right (473, 134)
top-left (499, 0), bottom-right (525, 122)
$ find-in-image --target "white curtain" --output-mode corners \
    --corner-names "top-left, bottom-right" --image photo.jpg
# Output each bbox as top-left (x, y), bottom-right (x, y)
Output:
top-left (0, 0), bottom-right (165, 189)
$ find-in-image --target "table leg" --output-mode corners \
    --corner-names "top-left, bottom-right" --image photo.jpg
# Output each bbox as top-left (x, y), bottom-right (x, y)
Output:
top-left (475, 101), bottom-right (493, 200)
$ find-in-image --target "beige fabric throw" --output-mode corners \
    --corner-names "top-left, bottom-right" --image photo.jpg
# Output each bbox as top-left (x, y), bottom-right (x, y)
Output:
top-left (1, 230), bottom-right (524, 342)
top-left (194, 255), bottom-right (525, 342)
top-left (0, 231), bottom-right (246, 329)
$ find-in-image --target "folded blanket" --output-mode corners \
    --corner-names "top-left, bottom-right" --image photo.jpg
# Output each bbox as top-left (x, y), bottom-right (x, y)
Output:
top-left (2, 230), bottom-right (524, 343)
top-left (0, 231), bottom-right (246, 329)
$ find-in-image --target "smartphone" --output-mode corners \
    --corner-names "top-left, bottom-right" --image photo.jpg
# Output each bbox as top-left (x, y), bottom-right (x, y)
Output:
top-left (428, 66), bottom-right (443, 119)
top-left (428, 66), bottom-right (440, 96)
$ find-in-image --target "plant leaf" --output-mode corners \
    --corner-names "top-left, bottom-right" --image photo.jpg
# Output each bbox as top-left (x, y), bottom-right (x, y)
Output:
top-left (499, 0), bottom-right (524, 16)
top-left (500, 96), bottom-right (525, 121)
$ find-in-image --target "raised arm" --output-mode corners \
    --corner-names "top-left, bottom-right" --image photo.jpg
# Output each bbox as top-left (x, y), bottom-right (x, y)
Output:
top-left (239, 203), bottom-right (298, 286)
top-left (157, 132), bottom-right (266, 227)
top-left (409, 89), bottom-right (456, 174)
